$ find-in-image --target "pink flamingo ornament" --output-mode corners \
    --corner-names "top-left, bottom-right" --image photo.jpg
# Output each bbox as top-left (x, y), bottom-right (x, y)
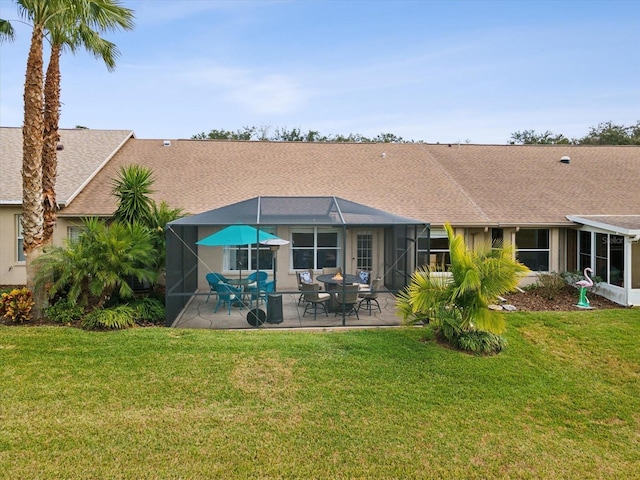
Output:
top-left (576, 267), bottom-right (594, 288)
top-left (575, 267), bottom-right (594, 308)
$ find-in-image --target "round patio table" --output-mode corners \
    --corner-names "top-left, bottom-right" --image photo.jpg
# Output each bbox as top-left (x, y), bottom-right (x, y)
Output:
top-left (316, 274), bottom-right (361, 290)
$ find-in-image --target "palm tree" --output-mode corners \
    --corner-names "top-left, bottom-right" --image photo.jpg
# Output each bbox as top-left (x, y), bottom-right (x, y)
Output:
top-left (397, 223), bottom-right (529, 353)
top-left (13, 0), bottom-right (134, 316)
top-left (0, 18), bottom-right (16, 40)
top-left (42, 1), bottom-right (134, 244)
top-left (17, 0), bottom-right (58, 314)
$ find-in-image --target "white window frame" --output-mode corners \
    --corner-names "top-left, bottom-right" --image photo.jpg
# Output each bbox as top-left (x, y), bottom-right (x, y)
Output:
top-left (223, 226), bottom-right (276, 273)
top-left (290, 227), bottom-right (341, 271)
top-left (356, 231), bottom-right (373, 271)
top-left (16, 215), bottom-right (25, 263)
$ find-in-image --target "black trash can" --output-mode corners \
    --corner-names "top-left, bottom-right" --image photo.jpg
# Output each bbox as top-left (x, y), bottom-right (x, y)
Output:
top-left (266, 294), bottom-right (283, 324)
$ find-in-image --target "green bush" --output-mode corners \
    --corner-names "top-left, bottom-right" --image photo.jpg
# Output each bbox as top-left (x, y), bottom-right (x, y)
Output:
top-left (0, 287), bottom-right (34, 323)
top-left (438, 328), bottom-right (507, 355)
top-left (82, 305), bottom-right (136, 330)
top-left (130, 296), bottom-right (165, 325)
top-left (534, 272), bottom-right (567, 300)
top-left (45, 300), bottom-right (85, 324)
top-left (561, 270), bottom-right (603, 293)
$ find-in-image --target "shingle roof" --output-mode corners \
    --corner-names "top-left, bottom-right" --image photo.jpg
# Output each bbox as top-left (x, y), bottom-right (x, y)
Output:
top-left (61, 139), bottom-right (640, 227)
top-left (0, 127), bottom-right (133, 205)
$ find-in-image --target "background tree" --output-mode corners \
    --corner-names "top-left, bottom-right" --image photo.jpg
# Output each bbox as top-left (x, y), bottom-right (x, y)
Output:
top-left (397, 223), bottom-right (529, 354)
top-left (509, 129), bottom-right (570, 145)
top-left (510, 121), bottom-right (640, 145)
top-left (192, 126), bottom-right (417, 143)
top-left (578, 121), bottom-right (640, 145)
top-left (192, 126), bottom-right (257, 141)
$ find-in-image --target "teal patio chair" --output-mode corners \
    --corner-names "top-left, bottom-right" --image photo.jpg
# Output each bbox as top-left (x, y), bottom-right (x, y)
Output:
top-left (245, 271), bottom-right (270, 307)
top-left (214, 282), bottom-right (244, 314)
top-left (205, 272), bottom-right (229, 302)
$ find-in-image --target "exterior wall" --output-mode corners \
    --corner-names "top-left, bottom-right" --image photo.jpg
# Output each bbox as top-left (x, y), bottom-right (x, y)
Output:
top-left (195, 225), bottom-right (388, 294)
top-left (0, 211), bottom-right (84, 286)
top-left (0, 207), bottom-right (25, 286)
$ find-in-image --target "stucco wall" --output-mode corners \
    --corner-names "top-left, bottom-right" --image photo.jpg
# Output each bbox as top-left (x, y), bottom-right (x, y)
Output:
top-left (195, 226), bottom-right (388, 294)
top-left (0, 207), bottom-right (25, 286)
top-left (0, 211), bottom-right (84, 286)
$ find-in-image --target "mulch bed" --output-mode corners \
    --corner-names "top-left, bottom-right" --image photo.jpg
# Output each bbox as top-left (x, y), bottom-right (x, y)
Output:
top-left (1, 284), bottom-right (625, 327)
top-left (501, 285), bottom-right (623, 312)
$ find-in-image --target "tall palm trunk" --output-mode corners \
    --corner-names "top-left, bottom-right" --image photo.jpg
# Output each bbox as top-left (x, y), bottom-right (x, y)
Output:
top-left (42, 43), bottom-right (62, 245)
top-left (23, 23), bottom-right (45, 317)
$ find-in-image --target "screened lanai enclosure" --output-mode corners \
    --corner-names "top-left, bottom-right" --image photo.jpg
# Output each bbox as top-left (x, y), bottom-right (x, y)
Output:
top-left (165, 196), bottom-right (428, 328)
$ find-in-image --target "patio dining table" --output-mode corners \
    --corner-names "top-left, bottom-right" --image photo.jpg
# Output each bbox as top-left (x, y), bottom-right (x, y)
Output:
top-left (316, 273), bottom-right (361, 290)
top-left (316, 273), bottom-right (362, 312)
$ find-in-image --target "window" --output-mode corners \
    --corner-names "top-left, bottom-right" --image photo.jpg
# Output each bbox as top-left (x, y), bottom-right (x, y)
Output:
top-left (16, 215), bottom-right (25, 262)
top-left (291, 228), bottom-right (340, 270)
top-left (595, 233), bottom-right (624, 287)
top-left (595, 233), bottom-right (607, 281)
top-left (356, 231), bottom-right (373, 271)
top-left (417, 229), bottom-right (450, 269)
top-left (491, 228), bottom-right (504, 247)
top-left (68, 226), bottom-right (85, 244)
top-left (577, 231), bottom-right (625, 287)
top-left (516, 229), bottom-right (549, 271)
top-left (578, 230), bottom-right (591, 271)
top-left (224, 227), bottom-right (276, 272)
top-left (609, 235), bottom-right (624, 287)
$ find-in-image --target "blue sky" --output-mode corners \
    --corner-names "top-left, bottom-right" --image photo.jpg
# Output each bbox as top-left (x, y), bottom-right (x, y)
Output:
top-left (1, 0), bottom-right (638, 143)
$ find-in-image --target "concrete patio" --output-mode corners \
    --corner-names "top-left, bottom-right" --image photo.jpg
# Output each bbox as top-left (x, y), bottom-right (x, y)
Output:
top-left (171, 289), bottom-right (403, 330)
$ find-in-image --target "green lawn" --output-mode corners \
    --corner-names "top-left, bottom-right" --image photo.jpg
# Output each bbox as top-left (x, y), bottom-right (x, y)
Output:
top-left (1, 309), bottom-right (640, 479)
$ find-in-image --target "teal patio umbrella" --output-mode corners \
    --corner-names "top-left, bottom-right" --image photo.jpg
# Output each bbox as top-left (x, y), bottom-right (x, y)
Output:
top-left (196, 225), bottom-right (282, 280)
top-left (196, 225), bottom-right (279, 246)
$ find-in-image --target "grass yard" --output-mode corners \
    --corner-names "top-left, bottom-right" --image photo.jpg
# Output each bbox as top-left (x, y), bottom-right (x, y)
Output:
top-left (1, 309), bottom-right (640, 479)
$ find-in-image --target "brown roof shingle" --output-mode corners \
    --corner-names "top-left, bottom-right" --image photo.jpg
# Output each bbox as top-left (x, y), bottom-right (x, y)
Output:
top-left (0, 127), bottom-right (133, 205)
top-left (51, 138), bottom-right (640, 226)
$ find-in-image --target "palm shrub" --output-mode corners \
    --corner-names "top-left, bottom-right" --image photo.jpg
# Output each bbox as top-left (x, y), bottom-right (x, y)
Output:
top-left (35, 217), bottom-right (157, 310)
top-left (111, 164), bottom-right (155, 226)
top-left (397, 222), bottom-right (529, 354)
top-left (112, 166), bottom-right (185, 273)
top-left (129, 296), bottom-right (165, 325)
top-left (82, 304), bottom-right (136, 330)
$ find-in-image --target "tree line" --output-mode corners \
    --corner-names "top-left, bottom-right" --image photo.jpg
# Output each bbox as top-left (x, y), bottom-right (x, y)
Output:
top-left (193, 121), bottom-right (640, 145)
top-left (509, 121), bottom-right (640, 145)
top-left (192, 126), bottom-right (413, 143)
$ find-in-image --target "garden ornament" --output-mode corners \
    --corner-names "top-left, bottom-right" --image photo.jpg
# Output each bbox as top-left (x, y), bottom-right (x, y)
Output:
top-left (575, 267), bottom-right (594, 308)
